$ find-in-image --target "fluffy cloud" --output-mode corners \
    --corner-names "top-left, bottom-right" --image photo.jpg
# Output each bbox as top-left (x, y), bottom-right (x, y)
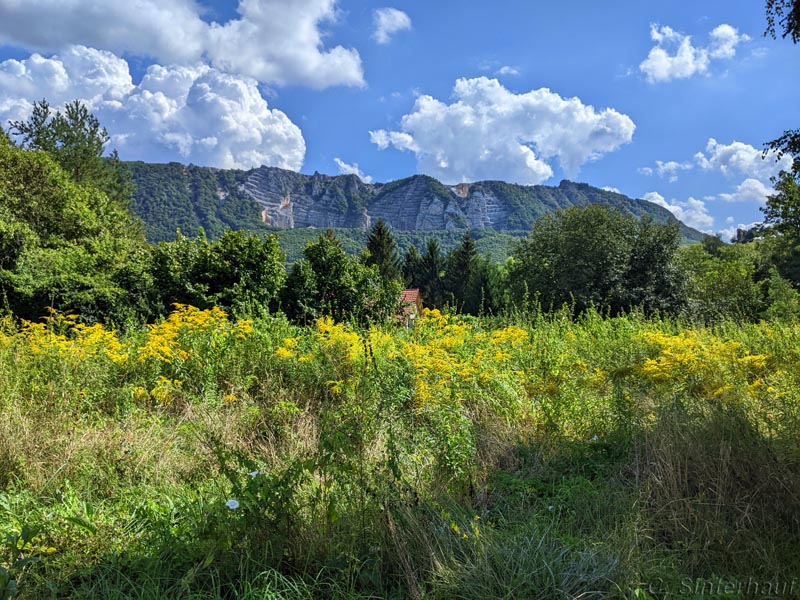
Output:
top-left (0, 46), bottom-right (133, 120)
top-left (370, 77), bottom-right (635, 185)
top-left (716, 178), bottom-right (774, 203)
top-left (334, 158), bottom-right (373, 183)
top-left (0, 0), bottom-right (206, 63)
top-left (206, 0), bottom-right (363, 88)
top-left (643, 138), bottom-right (791, 207)
top-left (708, 24), bottom-right (750, 59)
top-left (639, 160), bottom-right (694, 182)
top-left (695, 138), bottom-right (792, 204)
top-left (695, 138), bottom-right (791, 180)
top-left (0, 0), bottom-right (364, 89)
top-left (601, 186), bottom-right (621, 193)
top-left (372, 8), bottom-right (412, 44)
top-left (119, 66), bottom-right (305, 169)
top-left (495, 65), bottom-right (520, 76)
top-left (639, 23), bottom-right (749, 83)
top-left (0, 46), bottom-right (305, 170)
top-left (643, 191), bottom-right (714, 231)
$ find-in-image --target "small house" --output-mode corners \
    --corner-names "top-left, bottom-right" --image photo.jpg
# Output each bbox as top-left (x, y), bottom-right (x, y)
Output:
top-left (398, 289), bottom-right (422, 327)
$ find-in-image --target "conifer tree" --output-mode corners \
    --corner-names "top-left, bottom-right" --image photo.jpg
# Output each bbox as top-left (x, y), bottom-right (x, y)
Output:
top-left (402, 245), bottom-right (423, 288)
top-left (445, 231), bottom-right (478, 309)
top-left (8, 99), bottom-right (134, 205)
top-left (419, 239), bottom-right (446, 308)
top-left (281, 229), bottom-right (400, 324)
top-left (364, 219), bottom-right (402, 282)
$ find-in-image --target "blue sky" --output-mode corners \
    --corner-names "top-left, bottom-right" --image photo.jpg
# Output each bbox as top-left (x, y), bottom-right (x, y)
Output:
top-left (0, 1), bottom-right (797, 238)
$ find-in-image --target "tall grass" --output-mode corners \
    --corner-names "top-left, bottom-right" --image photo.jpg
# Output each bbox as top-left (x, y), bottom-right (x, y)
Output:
top-left (1, 306), bottom-right (799, 598)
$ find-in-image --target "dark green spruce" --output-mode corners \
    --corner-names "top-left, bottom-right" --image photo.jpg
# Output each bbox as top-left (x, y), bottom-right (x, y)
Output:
top-left (364, 219), bottom-right (403, 282)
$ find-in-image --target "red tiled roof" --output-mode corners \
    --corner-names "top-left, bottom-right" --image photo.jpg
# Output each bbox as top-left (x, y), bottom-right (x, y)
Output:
top-left (397, 288), bottom-right (422, 323)
top-left (400, 289), bottom-right (420, 304)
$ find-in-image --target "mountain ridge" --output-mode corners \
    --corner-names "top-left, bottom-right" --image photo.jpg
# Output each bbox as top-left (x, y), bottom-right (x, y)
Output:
top-left (127, 162), bottom-right (707, 244)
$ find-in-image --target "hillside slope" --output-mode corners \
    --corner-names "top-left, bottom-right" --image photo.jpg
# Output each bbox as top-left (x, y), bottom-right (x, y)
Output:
top-left (128, 163), bottom-right (706, 244)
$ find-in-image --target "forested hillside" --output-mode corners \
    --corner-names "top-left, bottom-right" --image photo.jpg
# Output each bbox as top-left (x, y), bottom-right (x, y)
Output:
top-left (126, 162), bottom-right (270, 242)
top-left (127, 163), bottom-right (707, 249)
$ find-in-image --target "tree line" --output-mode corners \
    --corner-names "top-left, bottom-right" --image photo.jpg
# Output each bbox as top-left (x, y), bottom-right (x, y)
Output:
top-left (4, 0), bottom-right (800, 331)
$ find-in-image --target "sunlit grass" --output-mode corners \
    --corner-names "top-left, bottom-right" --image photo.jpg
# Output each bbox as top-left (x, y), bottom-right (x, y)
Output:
top-left (2, 306), bottom-right (800, 598)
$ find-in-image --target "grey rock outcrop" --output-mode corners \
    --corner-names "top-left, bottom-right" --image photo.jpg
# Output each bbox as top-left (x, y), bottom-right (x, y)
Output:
top-left (128, 162), bottom-right (708, 243)
top-left (237, 167), bottom-right (706, 242)
top-left (244, 167), bottom-right (374, 229)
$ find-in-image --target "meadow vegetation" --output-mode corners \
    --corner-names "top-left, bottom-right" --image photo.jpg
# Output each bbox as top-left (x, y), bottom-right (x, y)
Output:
top-left (2, 305), bottom-right (800, 598)
top-left (4, 16), bottom-right (800, 593)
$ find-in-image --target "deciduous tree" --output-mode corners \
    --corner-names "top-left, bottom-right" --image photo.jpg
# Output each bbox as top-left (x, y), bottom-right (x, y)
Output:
top-left (511, 205), bottom-right (685, 315)
top-left (281, 230), bottom-right (400, 324)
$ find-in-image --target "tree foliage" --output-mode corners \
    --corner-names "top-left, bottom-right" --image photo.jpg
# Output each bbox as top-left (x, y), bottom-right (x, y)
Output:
top-left (402, 244), bottom-right (422, 288)
top-left (418, 239), bottom-right (447, 308)
top-left (510, 205), bottom-right (685, 315)
top-left (765, 0), bottom-right (800, 42)
top-left (0, 134), bottom-right (150, 323)
top-left (763, 173), bottom-right (800, 239)
top-left (363, 219), bottom-right (402, 282)
top-left (678, 238), bottom-right (800, 322)
top-left (445, 232), bottom-right (478, 308)
top-left (150, 231), bottom-right (286, 316)
top-left (760, 1), bottom-right (800, 284)
top-left (127, 161), bottom-right (269, 243)
top-left (281, 230), bottom-right (400, 324)
top-left (443, 231), bottom-right (505, 315)
top-left (8, 99), bottom-right (134, 205)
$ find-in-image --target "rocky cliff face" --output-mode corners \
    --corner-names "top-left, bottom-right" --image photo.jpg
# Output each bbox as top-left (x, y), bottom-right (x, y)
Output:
top-left (128, 163), bottom-right (707, 243)
top-left (242, 167), bottom-right (704, 241)
top-left (243, 168), bottom-right (375, 229)
top-left (244, 170), bottom-right (516, 231)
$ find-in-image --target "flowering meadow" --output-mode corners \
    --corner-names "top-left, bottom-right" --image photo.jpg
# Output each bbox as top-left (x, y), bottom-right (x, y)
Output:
top-left (2, 306), bottom-right (800, 599)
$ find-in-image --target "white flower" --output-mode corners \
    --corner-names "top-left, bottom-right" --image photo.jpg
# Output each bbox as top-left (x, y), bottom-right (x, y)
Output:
top-left (590, 435), bottom-right (598, 442)
top-left (225, 498), bottom-right (240, 510)
top-left (248, 470), bottom-right (259, 478)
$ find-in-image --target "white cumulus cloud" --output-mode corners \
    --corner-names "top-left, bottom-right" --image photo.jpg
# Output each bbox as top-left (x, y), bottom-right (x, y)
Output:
top-left (642, 138), bottom-right (791, 208)
top-left (639, 23), bottom-right (749, 83)
top-left (495, 65), bottom-right (520, 76)
top-left (0, 0), bottom-right (364, 89)
top-left (694, 138), bottom-right (792, 204)
top-left (709, 24), bottom-right (750, 59)
top-left (639, 159), bottom-right (694, 182)
top-left (0, 46), bottom-right (133, 119)
top-left (372, 8), bottom-right (412, 44)
top-left (695, 138), bottom-right (791, 180)
top-left (0, 46), bottom-right (306, 170)
top-left (643, 191), bottom-right (714, 231)
top-left (369, 77), bottom-right (635, 185)
top-left (716, 178), bottom-right (774, 203)
top-left (0, 0), bottom-right (206, 63)
top-left (206, 0), bottom-right (363, 88)
top-left (334, 158), bottom-right (373, 183)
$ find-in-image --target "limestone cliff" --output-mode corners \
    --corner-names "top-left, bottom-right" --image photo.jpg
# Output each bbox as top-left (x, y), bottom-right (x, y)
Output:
top-left (128, 163), bottom-right (707, 243)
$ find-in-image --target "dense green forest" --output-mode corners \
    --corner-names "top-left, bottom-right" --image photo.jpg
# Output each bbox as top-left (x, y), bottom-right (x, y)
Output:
top-left (270, 227), bottom-right (523, 266)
